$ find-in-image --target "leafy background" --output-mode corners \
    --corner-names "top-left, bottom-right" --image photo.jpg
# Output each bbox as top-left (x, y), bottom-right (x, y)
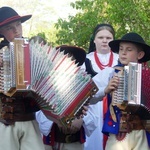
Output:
top-left (1, 0), bottom-right (150, 52)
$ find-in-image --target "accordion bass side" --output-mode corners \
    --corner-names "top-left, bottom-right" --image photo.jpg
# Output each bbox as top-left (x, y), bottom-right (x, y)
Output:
top-left (0, 38), bottom-right (98, 126)
top-left (112, 62), bottom-right (150, 119)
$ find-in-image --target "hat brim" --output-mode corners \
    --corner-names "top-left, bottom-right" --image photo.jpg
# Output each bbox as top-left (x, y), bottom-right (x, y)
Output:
top-left (57, 45), bottom-right (86, 66)
top-left (0, 15), bottom-right (32, 38)
top-left (109, 39), bottom-right (150, 62)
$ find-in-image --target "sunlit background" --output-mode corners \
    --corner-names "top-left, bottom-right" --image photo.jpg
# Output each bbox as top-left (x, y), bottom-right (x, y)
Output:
top-left (0, 0), bottom-right (77, 38)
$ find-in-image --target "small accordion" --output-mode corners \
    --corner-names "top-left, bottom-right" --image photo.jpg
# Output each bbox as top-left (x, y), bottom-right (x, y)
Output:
top-left (112, 62), bottom-right (150, 119)
top-left (0, 38), bottom-right (98, 126)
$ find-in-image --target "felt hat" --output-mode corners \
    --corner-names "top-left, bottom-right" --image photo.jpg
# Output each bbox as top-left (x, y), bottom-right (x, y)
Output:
top-left (0, 6), bottom-right (32, 37)
top-left (57, 45), bottom-right (86, 66)
top-left (109, 32), bottom-right (150, 62)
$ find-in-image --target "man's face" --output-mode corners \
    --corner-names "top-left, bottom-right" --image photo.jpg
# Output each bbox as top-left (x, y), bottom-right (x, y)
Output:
top-left (0, 20), bottom-right (22, 42)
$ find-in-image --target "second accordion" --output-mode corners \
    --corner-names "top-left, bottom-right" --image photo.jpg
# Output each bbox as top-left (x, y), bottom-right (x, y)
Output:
top-left (0, 38), bottom-right (98, 126)
top-left (112, 62), bottom-right (150, 119)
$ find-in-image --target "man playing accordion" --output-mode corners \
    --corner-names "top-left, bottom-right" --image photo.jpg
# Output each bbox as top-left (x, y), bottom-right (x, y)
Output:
top-left (0, 6), bottom-right (45, 150)
top-left (0, 6), bottom-right (97, 150)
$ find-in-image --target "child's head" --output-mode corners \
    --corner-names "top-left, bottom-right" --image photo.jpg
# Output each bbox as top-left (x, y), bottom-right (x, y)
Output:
top-left (88, 23), bottom-right (115, 53)
top-left (0, 6), bottom-right (32, 42)
top-left (109, 32), bottom-right (150, 65)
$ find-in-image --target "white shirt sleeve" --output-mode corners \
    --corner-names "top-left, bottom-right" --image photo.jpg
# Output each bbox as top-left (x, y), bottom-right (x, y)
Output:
top-left (82, 105), bottom-right (99, 136)
top-left (36, 111), bottom-right (53, 136)
top-left (93, 67), bottom-right (114, 99)
top-left (83, 67), bottom-right (115, 136)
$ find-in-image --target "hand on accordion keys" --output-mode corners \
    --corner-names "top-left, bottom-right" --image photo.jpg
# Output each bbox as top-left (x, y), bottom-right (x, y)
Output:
top-left (104, 75), bottom-right (120, 95)
top-left (75, 102), bottom-right (90, 119)
top-left (81, 105), bottom-right (89, 116)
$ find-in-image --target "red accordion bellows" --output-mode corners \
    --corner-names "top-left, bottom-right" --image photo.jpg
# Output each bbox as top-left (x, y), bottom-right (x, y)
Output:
top-left (141, 62), bottom-right (150, 109)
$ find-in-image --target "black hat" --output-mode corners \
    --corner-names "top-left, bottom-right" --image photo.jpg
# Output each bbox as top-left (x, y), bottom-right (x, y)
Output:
top-left (109, 32), bottom-right (150, 62)
top-left (57, 45), bottom-right (86, 66)
top-left (0, 6), bottom-right (32, 37)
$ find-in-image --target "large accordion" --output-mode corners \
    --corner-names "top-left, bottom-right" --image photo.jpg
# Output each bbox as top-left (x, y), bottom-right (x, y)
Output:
top-left (112, 62), bottom-right (150, 119)
top-left (0, 38), bottom-right (98, 126)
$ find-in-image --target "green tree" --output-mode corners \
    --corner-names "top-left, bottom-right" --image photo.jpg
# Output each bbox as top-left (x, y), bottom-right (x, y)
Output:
top-left (55, 0), bottom-right (150, 51)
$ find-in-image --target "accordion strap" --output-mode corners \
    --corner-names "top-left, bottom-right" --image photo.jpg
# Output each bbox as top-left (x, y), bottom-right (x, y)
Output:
top-left (0, 96), bottom-right (36, 125)
top-left (110, 104), bottom-right (117, 122)
top-left (119, 112), bottom-right (145, 133)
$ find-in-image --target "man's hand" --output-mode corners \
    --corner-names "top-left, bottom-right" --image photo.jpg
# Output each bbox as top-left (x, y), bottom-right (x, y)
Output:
top-left (81, 105), bottom-right (89, 116)
top-left (69, 117), bottom-right (83, 134)
top-left (57, 117), bottom-right (83, 134)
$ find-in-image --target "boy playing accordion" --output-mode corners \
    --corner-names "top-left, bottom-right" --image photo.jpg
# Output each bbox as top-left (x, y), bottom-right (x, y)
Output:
top-left (101, 32), bottom-right (150, 150)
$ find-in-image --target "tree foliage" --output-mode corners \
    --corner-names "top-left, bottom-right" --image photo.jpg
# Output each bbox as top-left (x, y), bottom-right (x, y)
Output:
top-left (55, 0), bottom-right (150, 51)
top-left (0, 0), bottom-right (74, 46)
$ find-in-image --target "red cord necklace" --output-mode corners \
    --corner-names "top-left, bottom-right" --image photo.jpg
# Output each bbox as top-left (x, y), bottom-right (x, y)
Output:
top-left (94, 51), bottom-right (114, 70)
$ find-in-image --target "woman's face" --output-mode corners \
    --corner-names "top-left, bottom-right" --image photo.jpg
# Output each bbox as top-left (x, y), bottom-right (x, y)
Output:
top-left (94, 29), bottom-right (113, 54)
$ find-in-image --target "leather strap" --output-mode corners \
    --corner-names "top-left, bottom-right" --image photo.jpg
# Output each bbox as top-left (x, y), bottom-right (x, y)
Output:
top-left (0, 95), bottom-right (37, 125)
top-left (119, 113), bottom-right (144, 132)
top-left (54, 124), bottom-right (81, 143)
top-left (0, 112), bottom-right (35, 125)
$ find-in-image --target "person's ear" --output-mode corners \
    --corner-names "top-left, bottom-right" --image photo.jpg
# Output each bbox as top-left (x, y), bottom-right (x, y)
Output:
top-left (138, 51), bottom-right (145, 60)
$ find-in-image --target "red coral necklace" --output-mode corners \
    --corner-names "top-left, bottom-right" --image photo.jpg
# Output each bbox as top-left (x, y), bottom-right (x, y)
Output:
top-left (94, 51), bottom-right (114, 70)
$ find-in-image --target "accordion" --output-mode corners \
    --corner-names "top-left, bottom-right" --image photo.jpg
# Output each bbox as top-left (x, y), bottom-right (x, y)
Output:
top-left (0, 38), bottom-right (98, 126)
top-left (112, 62), bottom-right (150, 119)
